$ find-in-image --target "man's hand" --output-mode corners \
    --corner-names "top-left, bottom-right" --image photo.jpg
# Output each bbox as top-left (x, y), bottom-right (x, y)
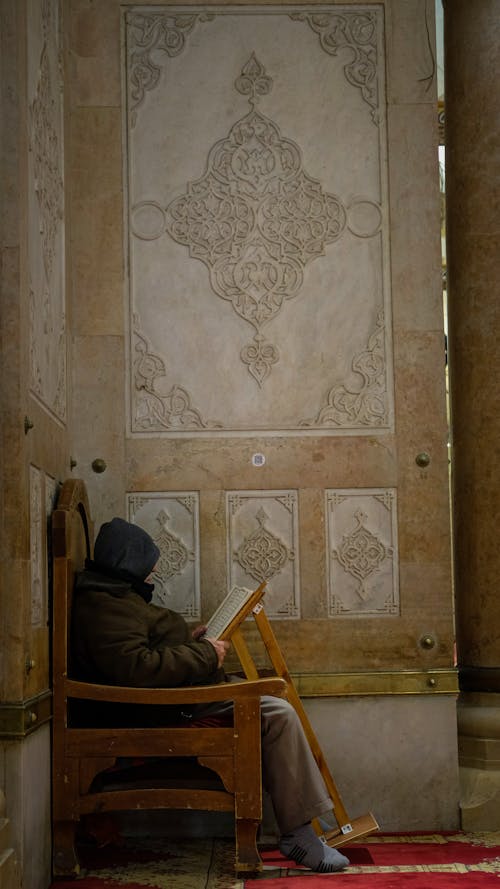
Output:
top-left (192, 624), bottom-right (207, 640)
top-left (205, 637), bottom-right (231, 668)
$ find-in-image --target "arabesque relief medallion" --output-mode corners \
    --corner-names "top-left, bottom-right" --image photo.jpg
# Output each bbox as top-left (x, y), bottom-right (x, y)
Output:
top-left (326, 489), bottom-right (399, 616)
top-left (137, 54), bottom-right (348, 386)
top-left (227, 491), bottom-right (300, 618)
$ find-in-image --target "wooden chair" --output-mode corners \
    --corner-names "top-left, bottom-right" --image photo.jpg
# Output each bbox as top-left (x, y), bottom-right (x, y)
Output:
top-left (51, 478), bottom-right (286, 876)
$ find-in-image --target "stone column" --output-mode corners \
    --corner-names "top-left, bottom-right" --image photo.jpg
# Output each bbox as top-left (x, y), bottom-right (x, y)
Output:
top-left (444, 0), bottom-right (500, 829)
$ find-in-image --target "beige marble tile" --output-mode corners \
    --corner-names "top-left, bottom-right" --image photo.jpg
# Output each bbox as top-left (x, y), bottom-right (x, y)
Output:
top-left (69, 108), bottom-right (124, 336)
top-left (394, 330), bottom-right (448, 436)
top-left (4, 728), bottom-right (52, 889)
top-left (386, 0), bottom-right (437, 105)
top-left (393, 330), bottom-right (451, 575)
top-left (72, 335), bottom-right (126, 530)
top-left (25, 399), bottom-right (69, 481)
top-left (387, 103), bottom-right (443, 332)
top-left (126, 435), bottom-right (398, 494)
top-left (306, 695), bottom-right (460, 830)
top-left (0, 559), bottom-right (29, 701)
top-left (296, 488), bottom-right (328, 620)
top-left (68, 0), bottom-right (121, 108)
top-left (199, 489), bottom-right (229, 619)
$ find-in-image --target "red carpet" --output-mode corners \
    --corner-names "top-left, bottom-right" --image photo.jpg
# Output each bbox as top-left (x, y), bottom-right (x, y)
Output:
top-left (250, 832), bottom-right (500, 886)
top-left (50, 832), bottom-right (500, 888)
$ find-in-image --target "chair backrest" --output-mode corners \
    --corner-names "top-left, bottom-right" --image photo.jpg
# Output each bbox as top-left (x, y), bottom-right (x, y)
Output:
top-left (52, 479), bottom-right (93, 712)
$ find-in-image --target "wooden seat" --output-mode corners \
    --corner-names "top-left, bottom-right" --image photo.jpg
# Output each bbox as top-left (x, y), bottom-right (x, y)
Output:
top-left (51, 479), bottom-right (286, 876)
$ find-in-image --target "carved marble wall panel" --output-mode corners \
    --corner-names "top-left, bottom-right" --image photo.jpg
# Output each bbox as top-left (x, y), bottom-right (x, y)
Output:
top-left (326, 488), bottom-right (399, 616)
top-left (45, 474), bottom-right (58, 518)
top-left (30, 469), bottom-right (58, 628)
top-left (45, 474), bottom-right (58, 614)
top-left (227, 490), bottom-right (300, 618)
top-left (127, 492), bottom-right (201, 619)
top-left (124, 6), bottom-right (393, 436)
top-left (30, 466), bottom-right (44, 627)
top-left (28, 0), bottom-right (66, 423)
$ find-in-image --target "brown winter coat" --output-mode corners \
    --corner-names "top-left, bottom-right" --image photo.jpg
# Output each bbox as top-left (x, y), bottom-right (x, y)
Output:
top-left (71, 570), bottom-right (225, 725)
top-left (72, 569), bottom-right (223, 690)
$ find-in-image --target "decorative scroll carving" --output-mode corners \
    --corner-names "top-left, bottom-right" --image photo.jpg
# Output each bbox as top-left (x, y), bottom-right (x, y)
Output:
top-left (227, 491), bottom-right (300, 618)
top-left (375, 490), bottom-right (394, 510)
top-left (291, 10), bottom-right (380, 123)
top-left (163, 54), bottom-right (347, 385)
top-left (275, 493), bottom-right (296, 513)
top-left (126, 12), bottom-right (212, 126)
top-left (234, 508), bottom-right (289, 583)
top-left (132, 323), bottom-right (222, 431)
top-left (28, 0), bottom-right (66, 423)
top-left (333, 509), bottom-right (387, 600)
top-left (127, 493), bottom-right (200, 618)
top-left (301, 310), bottom-right (387, 427)
top-left (176, 495), bottom-right (196, 514)
top-left (152, 509), bottom-right (191, 580)
top-left (30, 46), bottom-right (64, 282)
top-left (128, 495), bottom-right (149, 513)
top-left (326, 489), bottom-right (399, 616)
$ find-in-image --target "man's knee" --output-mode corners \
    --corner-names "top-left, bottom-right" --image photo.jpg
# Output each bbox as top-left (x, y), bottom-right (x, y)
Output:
top-left (260, 695), bottom-right (299, 735)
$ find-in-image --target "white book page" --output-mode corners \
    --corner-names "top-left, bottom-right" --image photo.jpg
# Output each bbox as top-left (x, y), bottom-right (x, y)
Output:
top-left (204, 586), bottom-right (254, 640)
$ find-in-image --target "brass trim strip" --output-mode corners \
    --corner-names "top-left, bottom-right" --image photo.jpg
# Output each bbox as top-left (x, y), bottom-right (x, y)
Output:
top-left (0, 691), bottom-right (52, 739)
top-left (0, 672), bottom-right (459, 738)
top-left (293, 670), bottom-right (459, 697)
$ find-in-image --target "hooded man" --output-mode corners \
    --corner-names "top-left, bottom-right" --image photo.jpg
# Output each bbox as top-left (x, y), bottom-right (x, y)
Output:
top-left (72, 517), bottom-right (350, 874)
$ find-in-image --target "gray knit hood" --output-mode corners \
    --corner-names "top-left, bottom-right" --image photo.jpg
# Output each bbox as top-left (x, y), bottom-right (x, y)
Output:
top-left (86, 517), bottom-right (161, 602)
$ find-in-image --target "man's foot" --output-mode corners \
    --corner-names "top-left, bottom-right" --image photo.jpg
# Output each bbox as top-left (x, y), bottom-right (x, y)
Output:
top-left (279, 822), bottom-right (350, 873)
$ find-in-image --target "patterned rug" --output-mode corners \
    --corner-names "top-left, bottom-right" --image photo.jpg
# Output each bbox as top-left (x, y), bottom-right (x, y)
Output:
top-left (50, 832), bottom-right (500, 888)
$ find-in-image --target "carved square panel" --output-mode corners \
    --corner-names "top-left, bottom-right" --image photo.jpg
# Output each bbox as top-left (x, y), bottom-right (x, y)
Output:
top-left (127, 492), bottom-right (200, 619)
top-left (27, 0), bottom-right (66, 423)
top-left (30, 470), bottom-right (60, 627)
top-left (227, 491), bottom-right (300, 618)
top-left (326, 488), bottom-right (399, 616)
top-left (124, 6), bottom-right (393, 436)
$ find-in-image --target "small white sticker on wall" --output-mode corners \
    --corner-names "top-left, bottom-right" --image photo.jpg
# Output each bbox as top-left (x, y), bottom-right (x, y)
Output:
top-left (252, 453), bottom-right (266, 467)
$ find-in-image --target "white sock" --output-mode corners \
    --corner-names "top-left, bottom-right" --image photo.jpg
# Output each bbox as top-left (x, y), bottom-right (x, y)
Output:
top-left (279, 823), bottom-right (350, 873)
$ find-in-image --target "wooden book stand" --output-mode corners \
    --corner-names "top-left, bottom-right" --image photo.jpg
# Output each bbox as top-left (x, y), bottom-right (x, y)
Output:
top-left (221, 593), bottom-right (379, 847)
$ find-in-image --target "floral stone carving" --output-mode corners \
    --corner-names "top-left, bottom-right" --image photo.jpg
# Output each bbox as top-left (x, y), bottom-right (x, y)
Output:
top-left (234, 508), bottom-right (289, 584)
top-left (291, 10), bottom-right (380, 123)
top-left (164, 54), bottom-right (347, 385)
top-left (327, 490), bottom-right (398, 616)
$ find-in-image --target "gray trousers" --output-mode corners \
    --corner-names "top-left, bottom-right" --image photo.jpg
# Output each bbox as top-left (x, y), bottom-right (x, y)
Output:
top-left (191, 694), bottom-right (333, 835)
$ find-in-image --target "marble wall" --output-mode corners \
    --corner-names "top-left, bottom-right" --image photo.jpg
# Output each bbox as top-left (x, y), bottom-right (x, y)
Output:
top-left (65, 0), bottom-right (458, 829)
top-left (69, 0), bottom-right (453, 674)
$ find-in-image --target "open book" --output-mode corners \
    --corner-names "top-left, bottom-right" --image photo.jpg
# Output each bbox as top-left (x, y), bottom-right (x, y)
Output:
top-left (204, 582), bottom-right (266, 640)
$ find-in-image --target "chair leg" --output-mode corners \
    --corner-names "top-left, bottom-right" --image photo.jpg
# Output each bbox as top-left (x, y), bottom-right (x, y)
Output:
top-left (53, 820), bottom-right (80, 877)
top-left (234, 818), bottom-right (262, 873)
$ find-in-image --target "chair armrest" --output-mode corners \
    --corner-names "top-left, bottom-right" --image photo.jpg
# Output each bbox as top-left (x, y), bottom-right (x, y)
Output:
top-left (64, 676), bottom-right (287, 705)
